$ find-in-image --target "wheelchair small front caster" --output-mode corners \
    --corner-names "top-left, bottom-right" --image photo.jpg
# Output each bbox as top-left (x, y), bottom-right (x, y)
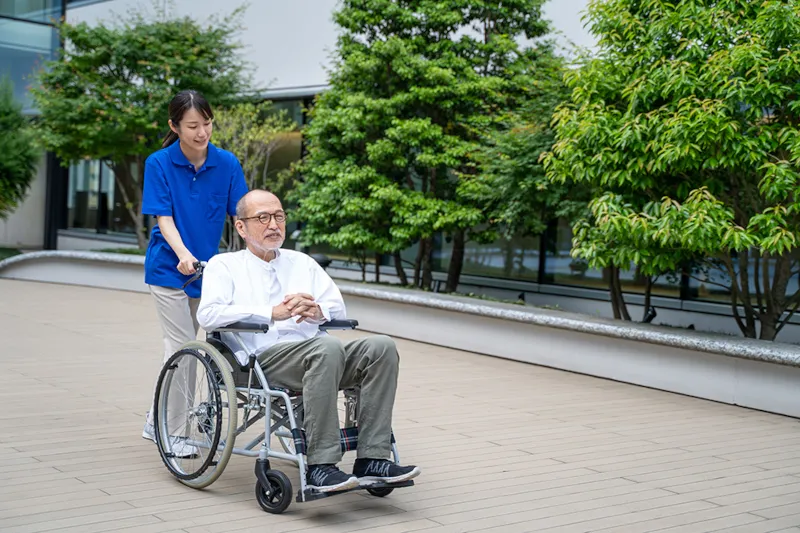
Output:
top-left (367, 487), bottom-right (394, 498)
top-left (255, 470), bottom-right (292, 514)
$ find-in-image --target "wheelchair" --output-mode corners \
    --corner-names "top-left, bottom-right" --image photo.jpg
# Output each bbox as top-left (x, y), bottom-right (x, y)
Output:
top-left (151, 263), bottom-right (413, 514)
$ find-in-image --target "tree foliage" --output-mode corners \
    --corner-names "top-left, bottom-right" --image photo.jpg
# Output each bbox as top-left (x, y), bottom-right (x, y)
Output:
top-left (213, 100), bottom-right (298, 250)
top-left (0, 76), bottom-right (39, 220)
top-left (469, 50), bottom-right (583, 239)
top-left (31, 4), bottom-right (254, 247)
top-left (544, 0), bottom-right (800, 340)
top-left (294, 0), bottom-right (554, 291)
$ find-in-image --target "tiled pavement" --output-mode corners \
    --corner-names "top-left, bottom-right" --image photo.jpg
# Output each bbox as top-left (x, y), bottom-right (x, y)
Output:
top-left (2, 278), bottom-right (800, 533)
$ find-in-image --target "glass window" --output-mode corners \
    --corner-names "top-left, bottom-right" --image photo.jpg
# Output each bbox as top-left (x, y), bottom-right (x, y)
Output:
top-left (546, 218), bottom-right (681, 297)
top-left (688, 253), bottom-right (800, 303)
top-left (68, 160), bottom-right (100, 230)
top-left (269, 99), bottom-right (304, 128)
top-left (0, 16), bottom-right (58, 111)
top-left (262, 130), bottom-right (302, 189)
top-left (687, 259), bottom-right (731, 303)
top-left (0, 1), bottom-right (61, 23)
top-left (545, 218), bottom-right (604, 288)
top-left (67, 159), bottom-right (138, 235)
top-left (433, 230), bottom-right (540, 282)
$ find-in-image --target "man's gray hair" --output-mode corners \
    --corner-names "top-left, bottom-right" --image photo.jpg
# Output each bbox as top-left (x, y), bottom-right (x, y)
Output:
top-left (235, 194), bottom-right (249, 219)
top-left (235, 189), bottom-right (280, 219)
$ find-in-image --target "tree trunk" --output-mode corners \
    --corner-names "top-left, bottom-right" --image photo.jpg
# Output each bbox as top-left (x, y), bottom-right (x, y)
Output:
top-left (720, 253), bottom-right (757, 338)
top-left (605, 267), bottom-right (620, 320)
top-left (374, 253), bottom-right (381, 283)
top-left (110, 156), bottom-right (147, 249)
top-left (737, 250), bottom-right (757, 336)
top-left (503, 238), bottom-right (514, 277)
top-left (760, 316), bottom-right (778, 341)
top-left (421, 237), bottom-right (433, 290)
top-left (618, 270), bottom-right (632, 321)
top-left (642, 275), bottom-right (653, 322)
top-left (393, 251), bottom-right (409, 286)
top-left (760, 253), bottom-right (792, 341)
top-left (413, 240), bottom-right (423, 287)
top-left (445, 230), bottom-right (465, 293)
top-left (229, 220), bottom-right (243, 251)
top-left (608, 265), bottom-right (631, 321)
top-left (359, 253), bottom-right (367, 282)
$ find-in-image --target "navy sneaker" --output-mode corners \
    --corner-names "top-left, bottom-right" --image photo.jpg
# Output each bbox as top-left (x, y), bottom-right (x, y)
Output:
top-left (306, 464), bottom-right (360, 493)
top-left (353, 458), bottom-right (421, 485)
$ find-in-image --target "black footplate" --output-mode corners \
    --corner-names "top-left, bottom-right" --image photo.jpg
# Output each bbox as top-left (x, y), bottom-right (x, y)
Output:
top-left (296, 479), bottom-right (415, 503)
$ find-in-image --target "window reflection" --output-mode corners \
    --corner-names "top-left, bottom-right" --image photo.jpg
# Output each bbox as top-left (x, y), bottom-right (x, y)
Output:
top-left (67, 160), bottom-right (136, 235)
top-left (434, 231), bottom-right (540, 282)
top-left (67, 160), bottom-right (100, 230)
top-left (0, 1), bottom-right (61, 23)
top-left (547, 218), bottom-right (681, 297)
top-left (0, 16), bottom-right (58, 111)
top-left (688, 253), bottom-right (800, 303)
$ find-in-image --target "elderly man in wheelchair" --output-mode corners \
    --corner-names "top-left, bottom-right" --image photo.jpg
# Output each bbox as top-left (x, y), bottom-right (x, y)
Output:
top-left (149, 189), bottom-right (419, 513)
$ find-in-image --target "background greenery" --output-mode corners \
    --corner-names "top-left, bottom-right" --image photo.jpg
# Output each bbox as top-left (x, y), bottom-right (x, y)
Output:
top-left (17, 0), bottom-right (800, 341)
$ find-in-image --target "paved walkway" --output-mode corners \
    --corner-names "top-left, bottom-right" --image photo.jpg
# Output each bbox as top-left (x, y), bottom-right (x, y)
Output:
top-left (2, 279), bottom-right (800, 533)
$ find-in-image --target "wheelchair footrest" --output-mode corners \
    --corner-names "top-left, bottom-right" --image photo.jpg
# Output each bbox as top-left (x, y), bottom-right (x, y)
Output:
top-left (296, 480), bottom-right (414, 503)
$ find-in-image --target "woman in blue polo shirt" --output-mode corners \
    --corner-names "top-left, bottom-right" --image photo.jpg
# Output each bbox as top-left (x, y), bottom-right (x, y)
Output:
top-left (140, 90), bottom-right (248, 447)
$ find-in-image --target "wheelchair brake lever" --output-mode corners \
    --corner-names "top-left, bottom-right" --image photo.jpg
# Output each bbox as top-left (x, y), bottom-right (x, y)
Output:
top-left (180, 261), bottom-right (205, 289)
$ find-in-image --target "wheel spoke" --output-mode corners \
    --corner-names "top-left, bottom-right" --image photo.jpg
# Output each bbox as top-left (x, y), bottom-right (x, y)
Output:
top-left (153, 343), bottom-right (237, 489)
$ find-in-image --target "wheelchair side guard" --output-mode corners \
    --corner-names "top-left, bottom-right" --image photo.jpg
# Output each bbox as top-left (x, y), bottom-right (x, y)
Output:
top-left (214, 322), bottom-right (270, 333)
top-left (213, 318), bottom-right (358, 334)
top-left (319, 319), bottom-right (359, 331)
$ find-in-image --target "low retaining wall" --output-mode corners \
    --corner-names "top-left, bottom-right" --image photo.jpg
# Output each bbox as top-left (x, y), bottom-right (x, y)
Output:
top-left (3, 251), bottom-right (799, 418)
top-left (0, 251), bottom-right (148, 293)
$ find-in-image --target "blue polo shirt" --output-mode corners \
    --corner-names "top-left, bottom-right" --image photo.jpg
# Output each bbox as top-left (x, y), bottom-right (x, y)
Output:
top-left (141, 141), bottom-right (248, 298)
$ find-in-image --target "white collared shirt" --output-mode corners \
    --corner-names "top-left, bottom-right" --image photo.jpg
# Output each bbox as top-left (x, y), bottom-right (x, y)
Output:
top-left (196, 248), bottom-right (346, 364)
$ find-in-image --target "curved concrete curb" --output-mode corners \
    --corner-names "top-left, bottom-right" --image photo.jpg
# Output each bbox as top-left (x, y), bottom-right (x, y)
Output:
top-left (340, 283), bottom-right (800, 368)
top-left (2, 250), bottom-right (798, 368)
top-left (0, 250), bottom-right (146, 268)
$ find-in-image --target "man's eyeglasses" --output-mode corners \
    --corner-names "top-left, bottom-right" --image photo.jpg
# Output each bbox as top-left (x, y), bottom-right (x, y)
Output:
top-left (240, 212), bottom-right (286, 225)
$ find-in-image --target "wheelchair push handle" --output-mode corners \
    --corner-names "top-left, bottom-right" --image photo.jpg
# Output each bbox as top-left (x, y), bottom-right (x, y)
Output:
top-left (181, 261), bottom-right (208, 289)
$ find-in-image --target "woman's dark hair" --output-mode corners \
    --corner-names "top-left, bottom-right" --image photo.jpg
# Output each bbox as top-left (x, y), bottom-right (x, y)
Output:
top-left (161, 90), bottom-right (214, 148)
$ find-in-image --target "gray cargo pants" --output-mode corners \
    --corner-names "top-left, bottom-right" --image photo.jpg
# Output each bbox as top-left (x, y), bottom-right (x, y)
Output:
top-left (258, 334), bottom-right (399, 465)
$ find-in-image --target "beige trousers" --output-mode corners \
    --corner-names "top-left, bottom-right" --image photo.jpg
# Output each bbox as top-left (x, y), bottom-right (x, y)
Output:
top-left (146, 285), bottom-right (201, 426)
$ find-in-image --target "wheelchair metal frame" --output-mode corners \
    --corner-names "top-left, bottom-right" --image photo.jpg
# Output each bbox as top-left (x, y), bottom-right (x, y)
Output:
top-left (154, 261), bottom-right (412, 513)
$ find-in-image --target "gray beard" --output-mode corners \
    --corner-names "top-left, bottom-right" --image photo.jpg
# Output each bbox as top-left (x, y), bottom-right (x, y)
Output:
top-left (247, 239), bottom-right (283, 261)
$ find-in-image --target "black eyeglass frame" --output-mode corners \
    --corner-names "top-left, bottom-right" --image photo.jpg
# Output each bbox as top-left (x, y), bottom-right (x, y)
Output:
top-left (239, 212), bottom-right (286, 225)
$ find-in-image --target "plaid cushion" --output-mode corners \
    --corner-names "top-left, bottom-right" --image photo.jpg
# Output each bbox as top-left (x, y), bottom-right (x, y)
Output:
top-left (340, 426), bottom-right (359, 452)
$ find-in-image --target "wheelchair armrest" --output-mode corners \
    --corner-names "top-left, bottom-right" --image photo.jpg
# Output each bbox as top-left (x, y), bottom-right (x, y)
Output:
top-left (214, 322), bottom-right (269, 333)
top-left (319, 319), bottom-right (359, 331)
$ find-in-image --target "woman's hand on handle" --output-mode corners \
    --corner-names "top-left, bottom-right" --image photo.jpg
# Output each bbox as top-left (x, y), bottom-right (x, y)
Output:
top-left (177, 253), bottom-right (199, 275)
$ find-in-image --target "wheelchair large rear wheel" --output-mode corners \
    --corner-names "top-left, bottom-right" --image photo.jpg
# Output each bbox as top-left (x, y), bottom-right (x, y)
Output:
top-left (153, 341), bottom-right (238, 489)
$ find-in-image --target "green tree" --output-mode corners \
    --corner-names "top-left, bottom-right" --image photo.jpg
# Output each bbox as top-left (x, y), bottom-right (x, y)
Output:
top-left (0, 77), bottom-right (39, 220)
top-left (213, 100), bottom-right (298, 250)
top-left (544, 0), bottom-right (800, 340)
top-left (470, 50), bottom-right (572, 238)
top-left (32, 5), bottom-right (254, 248)
top-left (467, 50), bottom-right (592, 285)
top-left (295, 0), bottom-right (553, 291)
